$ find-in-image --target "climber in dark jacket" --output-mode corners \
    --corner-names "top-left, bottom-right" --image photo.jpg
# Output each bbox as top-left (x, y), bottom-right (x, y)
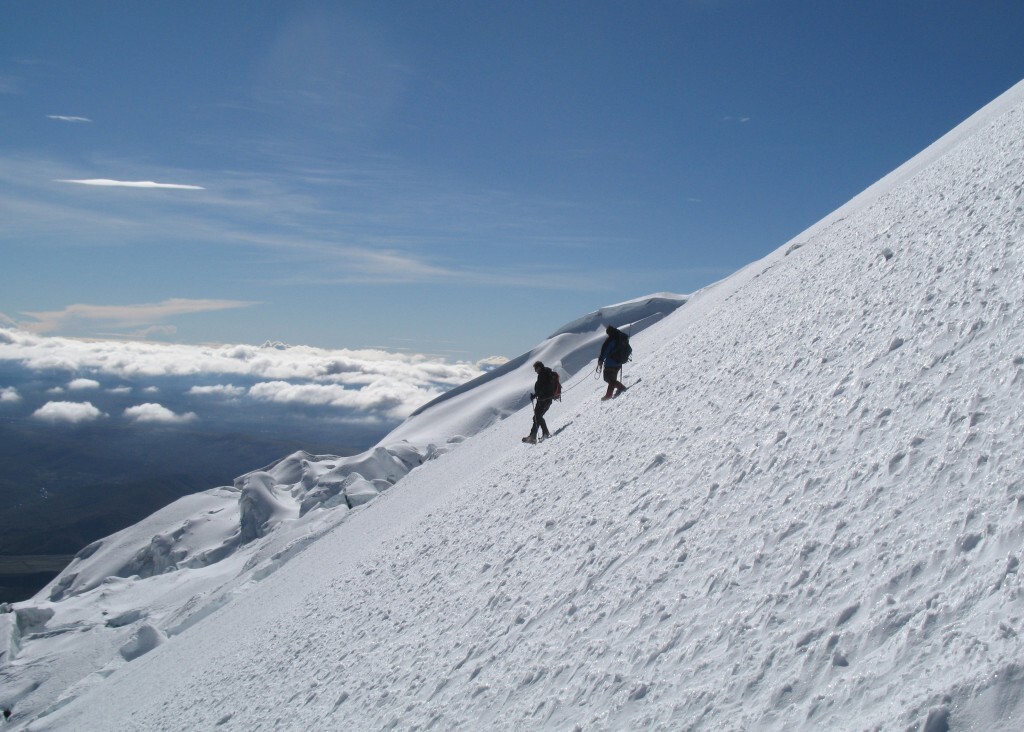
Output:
top-left (523, 361), bottom-right (556, 443)
top-left (598, 326), bottom-right (628, 400)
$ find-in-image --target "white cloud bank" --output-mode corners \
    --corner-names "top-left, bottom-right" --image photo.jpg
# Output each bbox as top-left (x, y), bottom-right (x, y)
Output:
top-left (47, 115), bottom-right (92, 123)
top-left (124, 403), bottom-right (198, 424)
top-left (0, 386), bottom-right (21, 403)
top-left (0, 328), bottom-right (487, 423)
top-left (31, 401), bottom-right (106, 424)
top-left (248, 379), bottom-right (433, 420)
top-left (0, 328), bottom-right (483, 384)
top-left (57, 179), bottom-right (205, 190)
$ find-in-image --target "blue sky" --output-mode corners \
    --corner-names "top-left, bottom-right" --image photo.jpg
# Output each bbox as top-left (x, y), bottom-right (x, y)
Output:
top-left (2, 0), bottom-right (1023, 362)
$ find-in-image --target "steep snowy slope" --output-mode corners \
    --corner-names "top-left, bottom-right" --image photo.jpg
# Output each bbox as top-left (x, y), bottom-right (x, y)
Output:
top-left (0, 296), bottom-right (685, 725)
top-left (388, 293), bottom-right (685, 445)
top-left (5, 78), bottom-right (1024, 730)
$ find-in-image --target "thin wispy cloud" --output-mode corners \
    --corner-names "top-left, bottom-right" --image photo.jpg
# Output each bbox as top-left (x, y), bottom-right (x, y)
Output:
top-left (5, 153), bottom-right (616, 292)
top-left (0, 73), bottom-right (21, 94)
top-left (47, 115), bottom-right (92, 123)
top-left (57, 178), bottom-right (205, 190)
top-left (19, 298), bottom-right (260, 334)
top-left (189, 384), bottom-right (246, 398)
top-left (126, 325), bottom-right (178, 339)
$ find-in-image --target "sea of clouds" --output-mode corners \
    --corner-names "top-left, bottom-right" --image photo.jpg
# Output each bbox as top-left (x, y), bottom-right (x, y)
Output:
top-left (0, 328), bottom-right (492, 432)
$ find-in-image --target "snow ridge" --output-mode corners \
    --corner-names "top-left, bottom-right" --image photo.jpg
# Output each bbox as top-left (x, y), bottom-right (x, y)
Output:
top-left (3, 79), bottom-right (1024, 730)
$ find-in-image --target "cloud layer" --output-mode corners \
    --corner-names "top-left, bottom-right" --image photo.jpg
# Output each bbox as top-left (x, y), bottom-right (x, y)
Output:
top-left (0, 327), bottom-right (486, 429)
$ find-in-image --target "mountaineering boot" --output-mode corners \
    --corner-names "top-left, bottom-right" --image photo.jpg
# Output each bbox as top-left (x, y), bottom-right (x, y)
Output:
top-left (522, 435), bottom-right (537, 444)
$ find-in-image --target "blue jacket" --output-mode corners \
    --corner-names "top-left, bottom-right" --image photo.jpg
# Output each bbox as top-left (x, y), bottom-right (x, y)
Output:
top-left (599, 335), bottom-right (623, 369)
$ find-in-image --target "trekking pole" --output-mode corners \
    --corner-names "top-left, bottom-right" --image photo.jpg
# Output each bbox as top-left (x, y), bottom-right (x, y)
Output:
top-left (624, 322), bottom-right (633, 381)
top-left (619, 325), bottom-right (628, 382)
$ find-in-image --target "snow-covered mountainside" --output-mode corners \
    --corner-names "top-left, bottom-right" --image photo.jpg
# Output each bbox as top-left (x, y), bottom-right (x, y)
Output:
top-left (33, 292), bottom-right (684, 604)
top-left (0, 295), bottom-right (686, 726)
top-left (3, 78), bottom-right (1024, 729)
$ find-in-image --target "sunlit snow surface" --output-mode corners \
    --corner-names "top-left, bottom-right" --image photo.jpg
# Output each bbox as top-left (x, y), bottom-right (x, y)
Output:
top-left (0, 294), bottom-right (684, 726)
top-left (3, 79), bottom-right (1024, 730)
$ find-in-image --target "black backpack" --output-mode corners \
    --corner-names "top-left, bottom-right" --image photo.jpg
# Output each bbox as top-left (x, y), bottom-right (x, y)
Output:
top-left (611, 331), bottom-right (632, 363)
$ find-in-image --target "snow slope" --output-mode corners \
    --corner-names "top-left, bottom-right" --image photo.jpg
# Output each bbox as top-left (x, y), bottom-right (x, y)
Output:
top-left (388, 293), bottom-right (686, 445)
top-left (0, 296), bottom-right (685, 725)
top-left (4, 78), bottom-right (1024, 730)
